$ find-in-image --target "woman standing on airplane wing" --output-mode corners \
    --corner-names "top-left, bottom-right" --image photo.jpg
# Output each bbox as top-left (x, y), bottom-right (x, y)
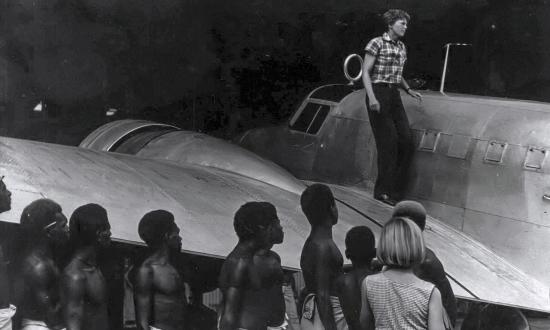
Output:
top-left (362, 9), bottom-right (422, 206)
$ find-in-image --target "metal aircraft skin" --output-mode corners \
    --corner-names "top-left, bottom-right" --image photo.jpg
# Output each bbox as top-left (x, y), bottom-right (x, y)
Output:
top-left (235, 80), bottom-right (550, 293)
top-left (0, 120), bottom-right (547, 312)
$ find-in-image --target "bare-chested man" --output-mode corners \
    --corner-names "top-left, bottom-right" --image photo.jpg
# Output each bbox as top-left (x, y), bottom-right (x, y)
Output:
top-left (0, 176), bottom-right (15, 330)
top-left (134, 210), bottom-right (186, 330)
top-left (335, 226), bottom-right (377, 330)
top-left (218, 202), bottom-right (281, 330)
top-left (300, 184), bottom-right (346, 330)
top-left (62, 204), bottom-right (112, 330)
top-left (18, 199), bottom-right (70, 330)
top-left (253, 204), bottom-right (286, 329)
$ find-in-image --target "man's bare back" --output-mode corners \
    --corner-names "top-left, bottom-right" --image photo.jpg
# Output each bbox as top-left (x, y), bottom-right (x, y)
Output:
top-left (219, 245), bottom-right (267, 330)
top-left (20, 252), bottom-right (64, 328)
top-left (301, 238), bottom-right (343, 297)
top-left (63, 258), bottom-right (109, 330)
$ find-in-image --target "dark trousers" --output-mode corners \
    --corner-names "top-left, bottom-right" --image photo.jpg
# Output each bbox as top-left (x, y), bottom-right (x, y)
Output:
top-left (366, 84), bottom-right (414, 200)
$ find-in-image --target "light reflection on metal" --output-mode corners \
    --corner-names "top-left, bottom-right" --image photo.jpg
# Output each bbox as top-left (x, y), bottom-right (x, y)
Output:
top-left (418, 130), bottom-right (441, 152)
top-left (343, 54), bottom-right (363, 85)
top-left (483, 141), bottom-right (507, 164)
top-left (524, 146), bottom-right (547, 171)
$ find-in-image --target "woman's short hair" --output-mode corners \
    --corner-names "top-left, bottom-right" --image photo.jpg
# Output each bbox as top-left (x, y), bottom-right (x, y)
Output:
top-left (383, 9), bottom-right (410, 26)
top-left (377, 216), bottom-right (425, 267)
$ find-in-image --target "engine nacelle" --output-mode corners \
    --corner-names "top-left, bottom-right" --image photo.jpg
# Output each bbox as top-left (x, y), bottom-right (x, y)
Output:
top-left (81, 120), bottom-right (304, 194)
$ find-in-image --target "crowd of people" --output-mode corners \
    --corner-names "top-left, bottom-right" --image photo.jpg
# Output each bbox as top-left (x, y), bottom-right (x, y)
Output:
top-left (0, 170), bottom-right (463, 330)
top-left (218, 184), bottom-right (456, 330)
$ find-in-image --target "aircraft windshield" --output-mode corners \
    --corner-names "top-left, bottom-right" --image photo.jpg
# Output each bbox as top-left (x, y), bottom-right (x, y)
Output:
top-left (289, 102), bottom-right (330, 135)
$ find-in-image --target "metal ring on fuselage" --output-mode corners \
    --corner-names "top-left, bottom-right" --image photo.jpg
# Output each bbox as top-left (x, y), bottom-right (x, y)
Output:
top-left (343, 54), bottom-right (363, 85)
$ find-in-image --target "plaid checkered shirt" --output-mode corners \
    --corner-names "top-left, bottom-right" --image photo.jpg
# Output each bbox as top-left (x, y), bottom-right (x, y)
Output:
top-left (365, 32), bottom-right (407, 84)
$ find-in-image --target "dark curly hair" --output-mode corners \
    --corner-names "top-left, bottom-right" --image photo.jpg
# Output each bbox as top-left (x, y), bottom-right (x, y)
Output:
top-left (234, 202), bottom-right (276, 241)
top-left (300, 184), bottom-right (335, 226)
top-left (69, 203), bottom-right (109, 246)
top-left (345, 226), bottom-right (376, 262)
top-left (138, 210), bottom-right (176, 248)
top-left (20, 199), bottom-right (62, 234)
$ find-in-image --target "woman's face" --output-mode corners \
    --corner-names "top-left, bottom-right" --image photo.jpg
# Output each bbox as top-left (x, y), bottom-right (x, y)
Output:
top-left (389, 19), bottom-right (408, 38)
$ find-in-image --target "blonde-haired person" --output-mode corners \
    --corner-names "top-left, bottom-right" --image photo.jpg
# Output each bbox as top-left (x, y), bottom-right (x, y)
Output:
top-left (360, 217), bottom-right (446, 330)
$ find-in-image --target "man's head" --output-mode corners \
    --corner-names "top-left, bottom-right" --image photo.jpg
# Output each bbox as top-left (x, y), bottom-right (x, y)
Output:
top-left (69, 203), bottom-right (111, 248)
top-left (234, 202), bottom-right (279, 246)
top-left (392, 200), bottom-right (426, 231)
top-left (345, 226), bottom-right (376, 264)
top-left (138, 210), bottom-right (181, 251)
top-left (20, 199), bottom-right (69, 245)
top-left (377, 216), bottom-right (425, 268)
top-left (0, 176), bottom-right (11, 213)
top-left (383, 9), bottom-right (410, 38)
top-left (300, 184), bottom-right (338, 227)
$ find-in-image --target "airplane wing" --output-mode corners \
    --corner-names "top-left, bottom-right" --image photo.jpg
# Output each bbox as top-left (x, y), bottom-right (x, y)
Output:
top-left (0, 136), bottom-right (548, 312)
top-left (326, 184), bottom-right (550, 312)
top-left (0, 136), bottom-right (366, 267)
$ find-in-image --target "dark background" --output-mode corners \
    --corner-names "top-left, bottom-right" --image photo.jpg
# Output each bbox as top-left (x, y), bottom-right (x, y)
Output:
top-left (0, 0), bottom-right (546, 144)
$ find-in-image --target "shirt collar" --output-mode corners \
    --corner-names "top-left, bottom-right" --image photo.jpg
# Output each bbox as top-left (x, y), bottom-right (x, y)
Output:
top-left (382, 32), bottom-right (400, 45)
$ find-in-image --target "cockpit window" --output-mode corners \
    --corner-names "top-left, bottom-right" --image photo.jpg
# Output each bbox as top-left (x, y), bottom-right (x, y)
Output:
top-left (289, 102), bottom-right (330, 135)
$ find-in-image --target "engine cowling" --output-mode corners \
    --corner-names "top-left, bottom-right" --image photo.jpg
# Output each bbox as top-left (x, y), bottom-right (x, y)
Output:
top-left (80, 120), bottom-right (305, 194)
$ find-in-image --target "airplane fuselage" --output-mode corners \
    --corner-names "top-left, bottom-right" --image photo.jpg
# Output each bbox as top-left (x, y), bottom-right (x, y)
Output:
top-left (236, 85), bottom-right (550, 288)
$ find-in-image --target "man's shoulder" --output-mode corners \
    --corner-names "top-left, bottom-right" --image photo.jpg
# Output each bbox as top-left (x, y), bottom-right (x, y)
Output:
top-left (219, 255), bottom-right (252, 289)
top-left (22, 257), bottom-right (57, 284)
top-left (136, 259), bottom-right (156, 276)
top-left (416, 249), bottom-right (446, 281)
top-left (62, 260), bottom-right (87, 282)
top-left (256, 249), bottom-right (281, 263)
top-left (338, 272), bottom-right (357, 288)
top-left (22, 253), bottom-right (48, 272)
top-left (424, 249), bottom-right (443, 268)
top-left (221, 253), bottom-right (253, 275)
